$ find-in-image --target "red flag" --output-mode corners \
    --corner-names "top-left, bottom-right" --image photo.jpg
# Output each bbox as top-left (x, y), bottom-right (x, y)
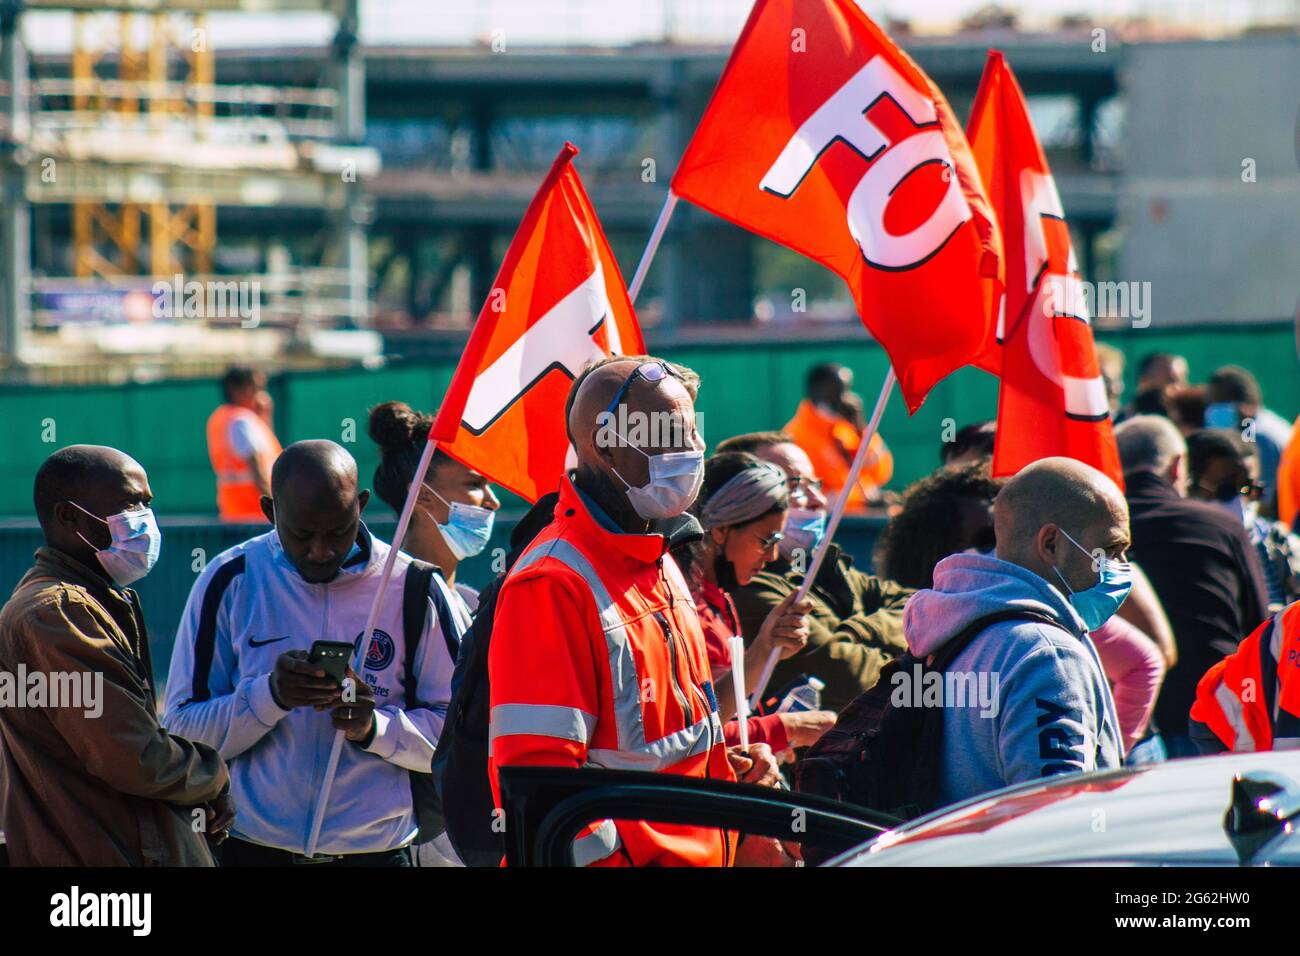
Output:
top-left (671, 0), bottom-right (1001, 412)
top-left (967, 52), bottom-right (1123, 487)
top-left (429, 143), bottom-right (646, 502)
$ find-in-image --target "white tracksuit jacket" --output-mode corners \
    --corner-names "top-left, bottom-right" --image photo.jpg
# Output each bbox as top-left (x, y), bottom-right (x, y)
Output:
top-left (163, 526), bottom-right (464, 856)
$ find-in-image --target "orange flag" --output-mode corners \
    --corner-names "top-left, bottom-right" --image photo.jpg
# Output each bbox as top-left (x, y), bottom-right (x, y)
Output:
top-left (429, 143), bottom-right (646, 502)
top-left (671, 0), bottom-right (1001, 412)
top-left (967, 51), bottom-right (1123, 487)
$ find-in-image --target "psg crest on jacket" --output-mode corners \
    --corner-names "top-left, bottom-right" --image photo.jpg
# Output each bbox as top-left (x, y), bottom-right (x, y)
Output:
top-left (354, 629), bottom-right (395, 671)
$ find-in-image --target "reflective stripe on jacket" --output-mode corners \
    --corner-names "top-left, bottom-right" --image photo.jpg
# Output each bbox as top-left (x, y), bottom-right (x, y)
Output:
top-left (488, 476), bottom-right (736, 866)
top-left (1190, 601), bottom-right (1300, 752)
top-left (206, 404), bottom-right (281, 522)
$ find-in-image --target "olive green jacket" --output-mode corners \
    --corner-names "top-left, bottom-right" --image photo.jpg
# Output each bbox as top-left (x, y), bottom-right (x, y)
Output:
top-left (731, 545), bottom-right (912, 712)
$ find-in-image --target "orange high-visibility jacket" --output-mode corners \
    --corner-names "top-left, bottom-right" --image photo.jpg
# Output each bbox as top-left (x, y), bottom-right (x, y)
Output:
top-left (488, 476), bottom-right (736, 866)
top-left (784, 399), bottom-right (892, 512)
top-left (206, 404), bottom-right (281, 523)
top-left (1278, 414), bottom-right (1300, 530)
top-left (1190, 601), bottom-right (1300, 752)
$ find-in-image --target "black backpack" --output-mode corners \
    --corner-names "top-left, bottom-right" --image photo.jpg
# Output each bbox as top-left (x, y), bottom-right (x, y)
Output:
top-left (433, 492), bottom-right (560, 867)
top-left (399, 558), bottom-right (460, 844)
top-left (795, 608), bottom-right (1063, 839)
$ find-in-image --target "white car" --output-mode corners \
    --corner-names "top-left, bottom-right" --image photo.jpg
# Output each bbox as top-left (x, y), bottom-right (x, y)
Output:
top-left (497, 751), bottom-right (1300, 866)
top-left (837, 750), bottom-right (1300, 867)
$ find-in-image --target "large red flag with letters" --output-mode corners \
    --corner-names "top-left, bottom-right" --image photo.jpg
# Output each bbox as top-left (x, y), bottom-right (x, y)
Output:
top-left (967, 52), bottom-right (1122, 487)
top-left (671, 0), bottom-right (1001, 412)
top-left (430, 143), bottom-right (646, 502)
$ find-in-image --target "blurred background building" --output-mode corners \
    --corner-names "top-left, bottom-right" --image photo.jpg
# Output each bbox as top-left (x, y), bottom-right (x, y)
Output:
top-left (0, 0), bottom-right (1295, 502)
top-left (1, 0), bottom-right (1296, 668)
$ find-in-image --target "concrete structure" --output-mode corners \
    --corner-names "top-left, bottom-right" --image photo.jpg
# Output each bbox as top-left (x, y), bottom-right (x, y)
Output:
top-left (1120, 35), bottom-right (1300, 324)
top-left (2, 21), bottom-right (1297, 372)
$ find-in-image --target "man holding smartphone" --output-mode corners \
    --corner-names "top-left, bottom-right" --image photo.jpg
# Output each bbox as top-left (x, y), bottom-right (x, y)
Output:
top-left (164, 440), bottom-right (461, 866)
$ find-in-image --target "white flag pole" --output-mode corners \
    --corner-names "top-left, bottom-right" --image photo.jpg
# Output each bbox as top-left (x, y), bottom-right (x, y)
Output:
top-left (729, 635), bottom-right (750, 748)
top-left (303, 438), bottom-right (439, 859)
top-left (749, 366), bottom-right (897, 710)
top-left (627, 192), bottom-right (679, 305)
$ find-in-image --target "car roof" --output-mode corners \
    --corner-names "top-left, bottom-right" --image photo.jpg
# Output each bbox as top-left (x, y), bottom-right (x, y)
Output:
top-left (835, 751), bottom-right (1300, 866)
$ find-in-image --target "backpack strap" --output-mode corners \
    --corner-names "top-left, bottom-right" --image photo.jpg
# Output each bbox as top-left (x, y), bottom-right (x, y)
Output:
top-left (929, 608), bottom-right (1066, 672)
top-left (1259, 611), bottom-right (1283, 724)
top-left (402, 559), bottom-right (458, 711)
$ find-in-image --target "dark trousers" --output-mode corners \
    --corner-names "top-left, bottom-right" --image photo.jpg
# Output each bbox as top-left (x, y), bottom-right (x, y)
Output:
top-left (218, 838), bottom-right (413, 868)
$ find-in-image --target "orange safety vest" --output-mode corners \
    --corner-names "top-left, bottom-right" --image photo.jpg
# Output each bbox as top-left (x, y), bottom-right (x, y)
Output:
top-left (784, 399), bottom-right (892, 512)
top-left (1190, 601), bottom-right (1300, 751)
top-left (488, 476), bottom-right (737, 866)
top-left (1278, 414), bottom-right (1300, 530)
top-left (206, 404), bottom-right (281, 523)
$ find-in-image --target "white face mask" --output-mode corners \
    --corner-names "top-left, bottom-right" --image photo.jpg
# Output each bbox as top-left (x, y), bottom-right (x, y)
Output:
top-left (69, 501), bottom-right (162, 587)
top-left (612, 440), bottom-right (705, 521)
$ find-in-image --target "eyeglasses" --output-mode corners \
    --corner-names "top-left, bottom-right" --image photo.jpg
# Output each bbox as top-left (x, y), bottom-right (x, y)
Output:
top-left (787, 476), bottom-right (823, 495)
top-left (604, 361), bottom-right (683, 418)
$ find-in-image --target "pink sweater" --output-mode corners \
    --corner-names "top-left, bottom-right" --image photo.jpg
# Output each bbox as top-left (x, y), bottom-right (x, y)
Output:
top-left (1090, 615), bottom-right (1167, 754)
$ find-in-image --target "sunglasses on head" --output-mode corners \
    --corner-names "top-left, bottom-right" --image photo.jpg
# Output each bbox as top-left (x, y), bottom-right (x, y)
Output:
top-left (604, 361), bottom-right (684, 418)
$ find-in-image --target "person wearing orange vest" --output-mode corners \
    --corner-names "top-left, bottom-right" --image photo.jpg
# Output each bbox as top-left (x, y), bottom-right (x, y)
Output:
top-left (488, 357), bottom-right (783, 867)
top-left (1189, 601), bottom-right (1300, 753)
top-left (1278, 414), bottom-right (1300, 531)
top-left (207, 366), bottom-right (281, 523)
top-left (784, 363), bottom-right (892, 513)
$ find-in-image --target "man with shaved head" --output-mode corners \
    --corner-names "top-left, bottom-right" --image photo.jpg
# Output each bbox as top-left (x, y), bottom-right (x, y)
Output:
top-left (489, 356), bottom-right (783, 867)
top-left (165, 439), bottom-right (462, 865)
top-left (0, 445), bottom-right (231, 865)
top-left (904, 457), bottom-right (1126, 806)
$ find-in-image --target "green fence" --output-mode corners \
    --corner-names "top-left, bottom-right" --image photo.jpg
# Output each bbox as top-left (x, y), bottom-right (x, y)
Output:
top-left (3, 320), bottom-right (1294, 680)
top-left (2, 322), bottom-right (1295, 522)
top-left (0, 512), bottom-right (888, 684)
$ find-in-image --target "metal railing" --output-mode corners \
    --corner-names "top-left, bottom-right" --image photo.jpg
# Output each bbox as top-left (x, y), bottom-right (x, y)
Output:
top-left (25, 76), bottom-right (339, 141)
top-left (27, 268), bottom-right (365, 329)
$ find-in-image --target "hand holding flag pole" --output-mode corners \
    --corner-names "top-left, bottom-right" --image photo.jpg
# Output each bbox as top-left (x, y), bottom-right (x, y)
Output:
top-left (749, 366), bottom-right (897, 710)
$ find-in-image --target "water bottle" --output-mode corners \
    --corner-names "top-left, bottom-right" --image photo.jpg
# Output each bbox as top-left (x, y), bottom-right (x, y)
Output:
top-left (777, 676), bottom-right (825, 713)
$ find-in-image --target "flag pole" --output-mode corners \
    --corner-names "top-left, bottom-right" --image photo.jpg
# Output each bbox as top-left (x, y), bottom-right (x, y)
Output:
top-left (749, 366), bottom-right (897, 709)
top-left (303, 438), bottom-right (439, 859)
top-left (627, 191), bottom-right (678, 304)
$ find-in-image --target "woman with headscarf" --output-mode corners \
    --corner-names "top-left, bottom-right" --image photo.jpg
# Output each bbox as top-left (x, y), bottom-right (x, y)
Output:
top-left (676, 452), bottom-right (837, 757)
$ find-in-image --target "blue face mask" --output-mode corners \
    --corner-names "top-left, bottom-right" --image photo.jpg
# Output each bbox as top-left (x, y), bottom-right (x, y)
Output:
top-left (423, 484), bottom-right (494, 560)
top-left (1204, 402), bottom-right (1240, 430)
top-left (779, 507), bottom-right (826, 561)
top-left (1052, 527), bottom-right (1132, 631)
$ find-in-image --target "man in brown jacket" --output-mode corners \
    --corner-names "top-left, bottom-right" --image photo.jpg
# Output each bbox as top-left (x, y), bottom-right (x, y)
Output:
top-left (0, 445), bottom-right (232, 866)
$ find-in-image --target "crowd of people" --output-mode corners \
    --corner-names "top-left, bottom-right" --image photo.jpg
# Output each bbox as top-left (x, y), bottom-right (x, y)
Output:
top-left (0, 350), bottom-right (1298, 867)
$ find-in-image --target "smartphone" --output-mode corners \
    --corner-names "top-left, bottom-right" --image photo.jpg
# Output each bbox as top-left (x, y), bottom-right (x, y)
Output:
top-left (308, 640), bottom-right (354, 685)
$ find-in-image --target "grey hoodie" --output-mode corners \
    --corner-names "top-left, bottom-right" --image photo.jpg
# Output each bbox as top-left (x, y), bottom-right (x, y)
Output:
top-left (904, 553), bottom-right (1123, 808)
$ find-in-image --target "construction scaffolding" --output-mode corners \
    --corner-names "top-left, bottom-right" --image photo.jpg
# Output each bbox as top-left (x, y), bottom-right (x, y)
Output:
top-left (0, 0), bottom-right (378, 379)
